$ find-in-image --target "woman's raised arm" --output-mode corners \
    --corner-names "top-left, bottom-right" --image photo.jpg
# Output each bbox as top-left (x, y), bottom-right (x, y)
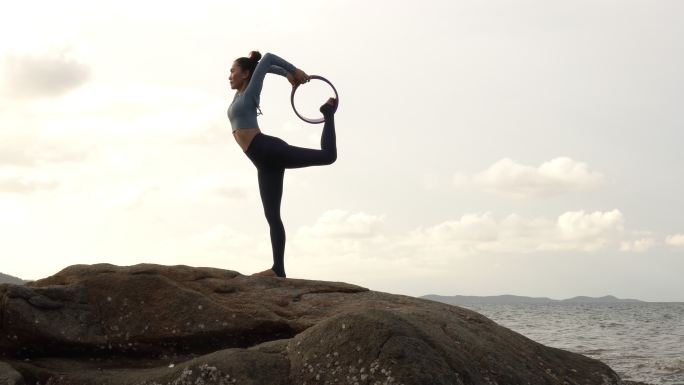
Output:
top-left (243, 52), bottom-right (297, 100)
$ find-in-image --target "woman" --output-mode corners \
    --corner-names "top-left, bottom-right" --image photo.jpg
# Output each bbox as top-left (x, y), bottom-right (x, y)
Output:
top-left (228, 51), bottom-right (337, 278)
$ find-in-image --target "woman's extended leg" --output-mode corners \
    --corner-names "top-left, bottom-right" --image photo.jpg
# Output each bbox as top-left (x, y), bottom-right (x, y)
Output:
top-left (257, 167), bottom-right (287, 277)
top-left (274, 99), bottom-right (337, 169)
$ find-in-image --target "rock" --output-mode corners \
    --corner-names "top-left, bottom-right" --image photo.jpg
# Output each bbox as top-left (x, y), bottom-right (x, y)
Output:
top-left (0, 263), bottom-right (623, 384)
top-left (0, 361), bottom-right (25, 385)
top-left (7, 348), bottom-right (289, 385)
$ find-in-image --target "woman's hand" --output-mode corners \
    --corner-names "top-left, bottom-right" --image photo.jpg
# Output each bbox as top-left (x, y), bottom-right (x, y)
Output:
top-left (286, 73), bottom-right (297, 87)
top-left (288, 68), bottom-right (310, 87)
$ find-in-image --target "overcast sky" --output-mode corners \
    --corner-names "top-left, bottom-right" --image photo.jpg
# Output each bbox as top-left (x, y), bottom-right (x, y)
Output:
top-left (1, 0), bottom-right (682, 301)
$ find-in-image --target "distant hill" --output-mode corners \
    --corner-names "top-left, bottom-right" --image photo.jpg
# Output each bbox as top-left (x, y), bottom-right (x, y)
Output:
top-left (0, 272), bottom-right (26, 285)
top-left (560, 295), bottom-right (643, 303)
top-left (421, 294), bottom-right (644, 305)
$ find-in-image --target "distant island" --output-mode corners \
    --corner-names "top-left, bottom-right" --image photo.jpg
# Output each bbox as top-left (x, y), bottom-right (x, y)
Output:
top-left (0, 272), bottom-right (26, 285)
top-left (421, 294), bottom-right (644, 304)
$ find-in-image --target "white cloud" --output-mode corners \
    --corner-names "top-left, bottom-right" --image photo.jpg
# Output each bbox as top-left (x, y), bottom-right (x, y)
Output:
top-left (556, 209), bottom-right (624, 240)
top-left (290, 210), bottom-right (388, 263)
top-left (398, 209), bottom-right (626, 261)
top-left (455, 157), bottom-right (605, 198)
top-left (297, 209), bottom-right (385, 239)
top-left (0, 176), bottom-right (59, 194)
top-left (620, 238), bottom-right (656, 252)
top-left (2, 49), bottom-right (90, 99)
top-left (34, 83), bottom-right (221, 140)
top-left (215, 187), bottom-right (248, 200)
top-left (290, 209), bottom-right (635, 270)
top-left (179, 121), bottom-right (230, 147)
top-left (665, 233), bottom-right (684, 248)
top-left (180, 172), bottom-right (251, 203)
top-left (102, 184), bottom-right (161, 211)
top-left (0, 136), bottom-right (90, 167)
top-left (189, 224), bottom-right (254, 251)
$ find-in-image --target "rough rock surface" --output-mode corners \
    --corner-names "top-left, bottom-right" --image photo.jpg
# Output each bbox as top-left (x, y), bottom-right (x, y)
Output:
top-left (0, 264), bottom-right (624, 385)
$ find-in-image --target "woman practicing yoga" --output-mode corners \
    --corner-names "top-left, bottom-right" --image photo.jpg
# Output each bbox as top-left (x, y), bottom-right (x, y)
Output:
top-left (228, 51), bottom-right (337, 278)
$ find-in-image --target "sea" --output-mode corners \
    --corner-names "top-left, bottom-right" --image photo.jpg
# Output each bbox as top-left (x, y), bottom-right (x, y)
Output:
top-left (458, 302), bottom-right (684, 385)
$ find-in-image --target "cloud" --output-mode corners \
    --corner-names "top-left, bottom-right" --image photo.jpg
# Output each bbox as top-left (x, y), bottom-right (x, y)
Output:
top-left (665, 233), bottom-right (684, 248)
top-left (454, 157), bottom-right (605, 198)
top-left (399, 209), bottom-right (626, 260)
top-left (102, 184), bottom-right (161, 211)
top-left (2, 50), bottom-right (90, 99)
top-left (215, 187), bottom-right (247, 200)
top-left (180, 121), bottom-right (229, 147)
top-left (556, 209), bottom-right (624, 240)
top-left (620, 238), bottom-right (656, 252)
top-left (0, 177), bottom-right (59, 194)
top-left (0, 137), bottom-right (89, 167)
top-left (290, 208), bottom-right (636, 270)
top-left (179, 172), bottom-right (251, 203)
top-left (290, 210), bottom-right (389, 261)
top-left (297, 209), bottom-right (385, 239)
top-left (189, 224), bottom-right (254, 251)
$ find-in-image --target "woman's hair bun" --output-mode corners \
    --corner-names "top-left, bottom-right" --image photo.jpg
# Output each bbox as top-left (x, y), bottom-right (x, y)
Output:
top-left (249, 51), bottom-right (262, 62)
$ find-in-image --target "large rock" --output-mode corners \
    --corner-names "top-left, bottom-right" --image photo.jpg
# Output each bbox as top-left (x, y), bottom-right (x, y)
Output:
top-left (0, 361), bottom-right (24, 385)
top-left (0, 263), bottom-right (623, 384)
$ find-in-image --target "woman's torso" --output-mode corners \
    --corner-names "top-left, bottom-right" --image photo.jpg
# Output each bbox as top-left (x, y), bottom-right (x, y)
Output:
top-left (233, 128), bottom-right (261, 152)
top-left (228, 90), bottom-right (263, 152)
top-left (228, 53), bottom-right (298, 152)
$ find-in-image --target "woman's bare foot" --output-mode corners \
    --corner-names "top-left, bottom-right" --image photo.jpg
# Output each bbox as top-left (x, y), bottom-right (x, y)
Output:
top-left (251, 268), bottom-right (278, 277)
top-left (320, 97), bottom-right (337, 117)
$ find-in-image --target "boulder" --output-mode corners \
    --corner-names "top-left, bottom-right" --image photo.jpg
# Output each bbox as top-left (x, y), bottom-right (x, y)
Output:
top-left (0, 361), bottom-right (25, 385)
top-left (0, 263), bottom-right (622, 384)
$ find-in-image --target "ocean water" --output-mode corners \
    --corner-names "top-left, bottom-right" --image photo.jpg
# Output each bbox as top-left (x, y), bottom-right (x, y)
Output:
top-left (460, 302), bottom-right (684, 385)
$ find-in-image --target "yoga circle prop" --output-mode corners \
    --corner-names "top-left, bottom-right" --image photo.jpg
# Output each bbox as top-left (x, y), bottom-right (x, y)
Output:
top-left (291, 75), bottom-right (338, 124)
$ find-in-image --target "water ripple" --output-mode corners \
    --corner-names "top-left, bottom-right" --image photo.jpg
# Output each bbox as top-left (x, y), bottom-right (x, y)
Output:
top-left (462, 302), bottom-right (684, 385)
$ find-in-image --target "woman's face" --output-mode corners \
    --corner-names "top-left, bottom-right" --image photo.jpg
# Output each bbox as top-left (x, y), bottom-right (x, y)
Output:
top-left (229, 61), bottom-right (249, 90)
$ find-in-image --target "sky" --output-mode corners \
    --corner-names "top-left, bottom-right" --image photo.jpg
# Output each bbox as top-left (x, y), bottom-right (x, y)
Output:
top-left (1, 0), bottom-right (682, 301)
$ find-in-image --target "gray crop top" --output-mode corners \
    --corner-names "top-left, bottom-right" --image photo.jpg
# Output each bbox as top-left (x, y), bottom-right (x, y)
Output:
top-left (227, 52), bottom-right (297, 132)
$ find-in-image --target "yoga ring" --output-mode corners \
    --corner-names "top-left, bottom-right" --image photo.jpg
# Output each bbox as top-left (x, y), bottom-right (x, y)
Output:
top-left (291, 75), bottom-right (339, 124)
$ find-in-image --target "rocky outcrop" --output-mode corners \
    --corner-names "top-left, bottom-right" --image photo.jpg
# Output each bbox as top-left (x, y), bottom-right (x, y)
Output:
top-left (0, 263), bottom-right (623, 385)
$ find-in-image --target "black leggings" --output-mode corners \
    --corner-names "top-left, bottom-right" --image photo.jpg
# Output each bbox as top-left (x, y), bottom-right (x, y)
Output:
top-left (244, 116), bottom-right (336, 277)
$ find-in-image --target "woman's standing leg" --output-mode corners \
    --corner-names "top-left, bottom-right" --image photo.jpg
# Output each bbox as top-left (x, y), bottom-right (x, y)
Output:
top-left (250, 99), bottom-right (337, 278)
top-left (257, 167), bottom-right (287, 277)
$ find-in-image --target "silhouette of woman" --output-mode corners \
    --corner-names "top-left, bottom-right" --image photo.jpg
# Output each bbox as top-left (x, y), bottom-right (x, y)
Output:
top-left (228, 51), bottom-right (337, 278)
